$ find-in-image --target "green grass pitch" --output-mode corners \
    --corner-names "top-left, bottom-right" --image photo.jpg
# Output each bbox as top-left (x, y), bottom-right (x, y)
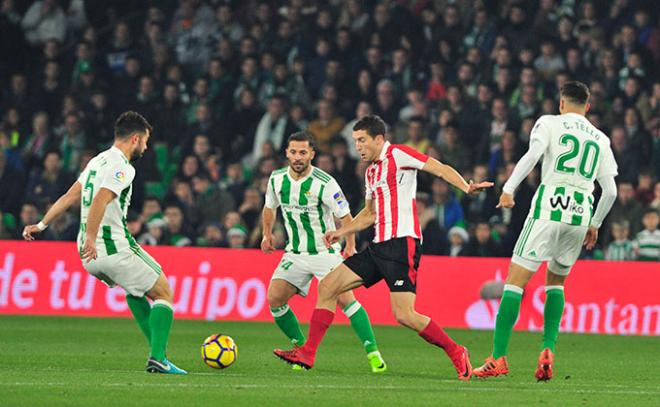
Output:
top-left (1, 315), bottom-right (658, 406)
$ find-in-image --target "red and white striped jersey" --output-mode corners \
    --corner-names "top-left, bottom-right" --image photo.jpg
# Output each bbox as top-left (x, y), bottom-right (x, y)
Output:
top-left (365, 141), bottom-right (429, 243)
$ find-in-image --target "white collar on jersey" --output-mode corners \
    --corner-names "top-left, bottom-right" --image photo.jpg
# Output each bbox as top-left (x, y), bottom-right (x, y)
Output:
top-left (110, 145), bottom-right (130, 163)
top-left (374, 141), bottom-right (391, 163)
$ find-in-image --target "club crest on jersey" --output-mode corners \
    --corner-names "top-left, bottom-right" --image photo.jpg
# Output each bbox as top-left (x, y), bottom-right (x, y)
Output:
top-left (114, 170), bottom-right (125, 183)
top-left (333, 192), bottom-right (348, 209)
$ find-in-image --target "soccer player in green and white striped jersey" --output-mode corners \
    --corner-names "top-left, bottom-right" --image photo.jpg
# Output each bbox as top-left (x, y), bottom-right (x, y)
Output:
top-left (22, 112), bottom-right (186, 374)
top-left (261, 130), bottom-right (387, 373)
top-left (474, 82), bottom-right (618, 381)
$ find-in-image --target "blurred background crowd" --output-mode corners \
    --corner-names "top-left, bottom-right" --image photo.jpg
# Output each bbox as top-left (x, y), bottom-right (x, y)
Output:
top-left (0, 0), bottom-right (658, 260)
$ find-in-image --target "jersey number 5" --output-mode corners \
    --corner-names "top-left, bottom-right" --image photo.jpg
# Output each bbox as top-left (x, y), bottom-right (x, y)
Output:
top-left (555, 134), bottom-right (600, 180)
top-left (82, 170), bottom-right (97, 207)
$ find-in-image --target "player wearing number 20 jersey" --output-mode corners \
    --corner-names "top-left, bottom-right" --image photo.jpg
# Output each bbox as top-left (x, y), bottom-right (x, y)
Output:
top-left (474, 82), bottom-right (618, 381)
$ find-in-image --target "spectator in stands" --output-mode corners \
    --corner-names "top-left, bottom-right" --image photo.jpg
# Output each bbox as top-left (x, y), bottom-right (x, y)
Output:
top-left (466, 222), bottom-right (503, 257)
top-left (21, 0), bottom-right (66, 47)
top-left (162, 203), bottom-right (193, 247)
top-left (403, 116), bottom-right (430, 153)
top-left (25, 150), bottom-right (69, 210)
top-left (438, 123), bottom-right (471, 174)
top-left (430, 178), bottom-right (464, 232)
top-left (191, 173), bottom-right (235, 227)
top-left (605, 221), bottom-right (635, 261)
top-left (57, 113), bottom-right (86, 173)
top-left (633, 209), bottom-right (660, 261)
top-left (0, 150), bottom-right (24, 216)
top-left (251, 94), bottom-right (297, 165)
top-left (21, 111), bottom-right (52, 171)
top-left (0, 1), bottom-right (656, 259)
top-left (416, 192), bottom-right (445, 255)
top-left (606, 182), bottom-right (645, 244)
top-left (227, 225), bottom-right (248, 249)
top-left (308, 100), bottom-right (345, 154)
top-left (446, 226), bottom-right (469, 257)
top-left (16, 202), bottom-right (40, 239)
top-left (196, 221), bottom-right (224, 247)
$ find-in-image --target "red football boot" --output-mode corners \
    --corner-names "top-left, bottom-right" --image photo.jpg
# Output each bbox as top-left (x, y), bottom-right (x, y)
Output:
top-left (273, 347), bottom-right (315, 370)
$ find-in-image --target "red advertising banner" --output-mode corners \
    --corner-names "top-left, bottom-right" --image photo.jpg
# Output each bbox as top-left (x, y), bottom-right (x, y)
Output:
top-left (0, 241), bottom-right (658, 336)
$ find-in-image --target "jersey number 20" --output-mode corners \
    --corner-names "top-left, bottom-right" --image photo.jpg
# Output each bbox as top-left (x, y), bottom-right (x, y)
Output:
top-left (554, 134), bottom-right (600, 180)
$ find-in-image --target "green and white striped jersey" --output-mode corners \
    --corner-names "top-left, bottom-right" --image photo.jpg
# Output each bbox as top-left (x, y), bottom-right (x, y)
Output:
top-left (634, 229), bottom-right (660, 261)
top-left (76, 146), bottom-right (137, 258)
top-left (526, 113), bottom-right (618, 227)
top-left (605, 239), bottom-right (634, 261)
top-left (265, 166), bottom-right (350, 255)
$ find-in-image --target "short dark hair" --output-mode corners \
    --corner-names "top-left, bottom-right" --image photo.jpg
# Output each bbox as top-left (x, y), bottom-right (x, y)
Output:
top-left (560, 81), bottom-right (590, 105)
top-left (287, 130), bottom-right (316, 150)
top-left (114, 111), bottom-right (153, 139)
top-left (353, 115), bottom-right (387, 139)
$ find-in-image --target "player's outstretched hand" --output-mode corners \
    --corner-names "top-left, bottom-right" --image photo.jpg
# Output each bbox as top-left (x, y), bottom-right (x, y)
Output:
top-left (496, 192), bottom-right (515, 208)
top-left (467, 180), bottom-right (494, 195)
top-left (81, 237), bottom-right (97, 262)
top-left (261, 235), bottom-right (275, 254)
top-left (22, 224), bottom-right (42, 241)
top-left (323, 230), bottom-right (341, 248)
top-left (583, 226), bottom-right (598, 250)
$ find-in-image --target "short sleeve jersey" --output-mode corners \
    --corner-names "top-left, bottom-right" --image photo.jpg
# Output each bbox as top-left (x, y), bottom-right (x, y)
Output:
top-left (77, 146), bottom-right (137, 257)
top-left (526, 113), bottom-right (618, 226)
top-left (266, 166), bottom-right (350, 255)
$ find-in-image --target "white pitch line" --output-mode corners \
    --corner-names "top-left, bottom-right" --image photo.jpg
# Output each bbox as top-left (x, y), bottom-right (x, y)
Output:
top-left (1, 382), bottom-right (659, 396)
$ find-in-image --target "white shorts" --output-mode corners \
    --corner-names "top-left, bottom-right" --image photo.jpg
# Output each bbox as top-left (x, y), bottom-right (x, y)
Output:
top-left (271, 252), bottom-right (344, 296)
top-left (83, 247), bottom-right (162, 297)
top-left (511, 218), bottom-right (588, 276)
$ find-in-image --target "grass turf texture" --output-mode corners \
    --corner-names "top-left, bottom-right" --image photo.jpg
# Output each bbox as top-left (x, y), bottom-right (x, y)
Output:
top-left (0, 315), bottom-right (658, 406)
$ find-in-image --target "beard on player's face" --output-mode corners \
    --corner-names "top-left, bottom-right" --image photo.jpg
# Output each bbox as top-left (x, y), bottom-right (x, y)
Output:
top-left (290, 158), bottom-right (310, 174)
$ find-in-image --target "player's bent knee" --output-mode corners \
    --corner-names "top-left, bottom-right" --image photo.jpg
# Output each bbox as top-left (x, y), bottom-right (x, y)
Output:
top-left (267, 290), bottom-right (288, 308)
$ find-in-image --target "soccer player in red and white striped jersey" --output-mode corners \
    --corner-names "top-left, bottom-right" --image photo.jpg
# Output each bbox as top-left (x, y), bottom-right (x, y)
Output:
top-left (274, 115), bottom-right (493, 380)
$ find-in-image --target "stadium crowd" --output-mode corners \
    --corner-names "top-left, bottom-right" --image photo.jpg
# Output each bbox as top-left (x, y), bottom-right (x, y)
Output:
top-left (0, 0), bottom-right (658, 260)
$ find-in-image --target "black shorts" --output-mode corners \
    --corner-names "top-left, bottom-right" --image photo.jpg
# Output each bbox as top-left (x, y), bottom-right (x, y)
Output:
top-left (343, 237), bottom-right (422, 293)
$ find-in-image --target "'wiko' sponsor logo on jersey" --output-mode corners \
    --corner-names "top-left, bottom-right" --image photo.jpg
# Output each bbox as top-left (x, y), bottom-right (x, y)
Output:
top-left (549, 193), bottom-right (585, 215)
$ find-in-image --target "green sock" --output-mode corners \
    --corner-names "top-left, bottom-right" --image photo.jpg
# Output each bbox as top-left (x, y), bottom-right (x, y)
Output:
top-left (126, 295), bottom-right (151, 343)
top-left (542, 286), bottom-right (565, 352)
top-left (149, 300), bottom-right (173, 361)
top-left (343, 301), bottom-right (379, 354)
top-left (492, 285), bottom-right (523, 359)
top-left (271, 304), bottom-right (306, 346)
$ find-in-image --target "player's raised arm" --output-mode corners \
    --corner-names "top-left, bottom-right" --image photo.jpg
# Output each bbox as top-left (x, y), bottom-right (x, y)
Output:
top-left (422, 158), bottom-right (493, 195)
top-left (497, 118), bottom-right (550, 208)
top-left (22, 181), bottom-right (82, 240)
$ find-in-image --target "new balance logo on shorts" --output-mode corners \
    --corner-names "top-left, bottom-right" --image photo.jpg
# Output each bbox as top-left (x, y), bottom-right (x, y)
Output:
top-left (394, 280), bottom-right (404, 286)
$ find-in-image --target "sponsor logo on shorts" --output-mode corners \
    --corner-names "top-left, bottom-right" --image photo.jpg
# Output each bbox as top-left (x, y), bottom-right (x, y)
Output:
top-left (394, 280), bottom-right (404, 286)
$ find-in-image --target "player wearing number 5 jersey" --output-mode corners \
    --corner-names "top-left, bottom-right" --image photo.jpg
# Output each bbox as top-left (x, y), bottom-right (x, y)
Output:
top-left (22, 112), bottom-right (186, 374)
top-left (263, 131), bottom-right (387, 373)
top-left (274, 115), bottom-right (493, 380)
top-left (474, 82), bottom-right (618, 381)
